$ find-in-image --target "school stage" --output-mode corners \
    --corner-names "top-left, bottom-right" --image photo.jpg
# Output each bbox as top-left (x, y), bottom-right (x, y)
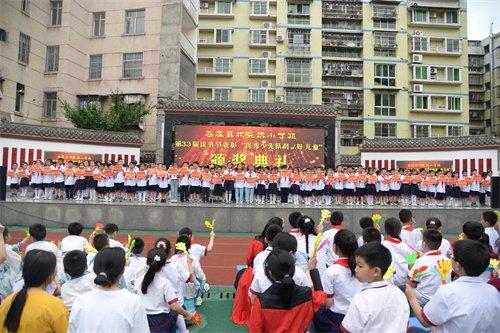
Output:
top-left (0, 200), bottom-right (489, 234)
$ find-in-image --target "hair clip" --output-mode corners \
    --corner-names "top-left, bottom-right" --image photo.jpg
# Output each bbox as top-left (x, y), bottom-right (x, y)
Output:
top-left (156, 241), bottom-right (166, 249)
top-left (154, 255), bottom-right (161, 262)
top-left (305, 218), bottom-right (311, 223)
top-left (430, 221), bottom-right (436, 224)
top-left (98, 272), bottom-right (107, 278)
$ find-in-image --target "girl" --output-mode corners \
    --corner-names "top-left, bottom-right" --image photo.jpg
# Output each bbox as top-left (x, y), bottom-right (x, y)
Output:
top-left (30, 160), bottom-right (43, 200)
top-left (157, 165), bottom-right (170, 203)
top-left (201, 166), bottom-right (212, 203)
top-left (53, 158), bottom-right (65, 200)
top-left (449, 171), bottom-right (461, 207)
top-left (74, 163), bottom-right (87, 201)
top-left (314, 230), bottom-right (362, 333)
top-left (296, 216), bottom-right (317, 273)
top-left (148, 163), bottom-right (160, 203)
top-left (234, 164), bottom-right (246, 204)
top-left (267, 167), bottom-right (279, 205)
top-left (42, 159), bottom-right (55, 200)
top-left (459, 170), bottom-right (471, 207)
top-left (344, 167), bottom-right (356, 206)
top-left (435, 170), bottom-right (447, 207)
top-left (366, 168), bottom-right (377, 206)
top-left (113, 159), bottom-right (126, 202)
top-left (410, 169), bottom-right (421, 206)
top-left (69, 248), bottom-right (149, 332)
top-left (104, 164), bottom-right (115, 202)
top-left (355, 167), bottom-right (367, 206)
top-left (483, 170), bottom-right (492, 207)
top-left (8, 163), bottom-right (20, 198)
top-left (18, 162), bottom-right (30, 198)
top-left (95, 164), bottom-right (106, 201)
top-left (86, 161), bottom-right (97, 201)
top-left (444, 171), bottom-right (454, 207)
top-left (136, 164), bottom-right (148, 202)
top-left (388, 169), bottom-right (401, 206)
top-left (64, 161), bottom-right (76, 200)
top-left (223, 162), bottom-right (235, 204)
top-left (167, 163), bottom-right (179, 203)
top-left (333, 166), bottom-right (344, 205)
top-left (125, 162), bottom-right (138, 202)
top-left (278, 165), bottom-right (291, 204)
top-left (136, 248), bottom-right (194, 333)
top-left (313, 167), bottom-right (325, 206)
top-left (377, 168), bottom-right (390, 206)
top-left (212, 166), bottom-right (224, 203)
top-left (400, 169), bottom-right (413, 206)
top-left (303, 169), bottom-right (314, 206)
top-left (324, 168), bottom-right (335, 206)
top-left (189, 162), bottom-right (202, 203)
top-left (178, 162), bottom-right (190, 203)
top-left (470, 169), bottom-right (481, 206)
top-left (427, 170), bottom-right (437, 206)
top-left (418, 169), bottom-right (429, 206)
top-left (0, 250), bottom-right (68, 332)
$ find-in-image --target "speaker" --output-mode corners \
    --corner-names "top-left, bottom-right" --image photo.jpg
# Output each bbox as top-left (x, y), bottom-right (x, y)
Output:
top-left (492, 176), bottom-right (499, 209)
top-left (0, 166), bottom-right (6, 201)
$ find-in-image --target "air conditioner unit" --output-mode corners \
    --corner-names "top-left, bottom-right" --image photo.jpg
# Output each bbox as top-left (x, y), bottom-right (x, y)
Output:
top-left (262, 51), bottom-right (272, 58)
top-left (124, 95), bottom-right (144, 104)
top-left (261, 80), bottom-right (272, 88)
top-left (413, 84), bottom-right (423, 93)
top-left (275, 95), bottom-right (285, 102)
top-left (412, 54), bottom-right (423, 63)
top-left (276, 35), bottom-right (284, 43)
top-left (414, 30), bottom-right (423, 36)
top-left (263, 22), bottom-right (273, 29)
top-left (201, 2), bottom-right (209, 9)
top-left (430, 67), bottom-right (437, 74)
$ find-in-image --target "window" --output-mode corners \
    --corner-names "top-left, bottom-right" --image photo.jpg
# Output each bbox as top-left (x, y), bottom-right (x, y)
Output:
top-left (0, 28), bottom-right (7, 42)
top-left (250, 30), bottom-right (268, 44)
top-left (413, 125), bottom-right (429, 138)
top-left (373, 20), bottom-right (395, 30)
top-left (412, 36), bottom-right (428, 51)
top-left (374, 93), bottom-right (395, 116)
top-left (286, 89), bottom-right (311, 104)
top-left (447, 68), bottom-right (460, 82)
top-left (122, 52), bottom-right (143, 78)
top-left (413, 10), bottom-right (427, 23)
top-left (43, 92), bottom-right (57, 119)
top-left (250, 59), bottom-right (267, 74)
top-left (15, 83), bottom-right (24, 113)
top-left (445, 11), bottom-right (458, 24)
top-left (447, 97), bottom-right (461, 111)
top-left (287, 29), bottom-right (310, 53)
top-left (414, 66), bottom-right (428, 80)
top-left (125, 9), bottom-right (145, 34)
top-left (18, 33), bottom-right (30, 64)
top-left (414, 96), bottom-right (429, 110)
top-left (21, 0), bottom-right (29, 13)
top-left (214, 58), bottom-right (231, 73)
top-left (213, 88), bottom-right (230, 101)
top-left (288, 3), bottom-right (309, 14)
top-left (89, 54), bottom-right (102, 79)
top-left (216, 1), bottom-right (231, 14)
top-left (251, 1), bottom-right (268, 15)
top-left (446, 39), bottom-right (460, 53)
top-left (50, 1), bottom-right (62, 26)
top-left (374, 123), bottom-right (396, 137)
top-left (374, 64), bottom-right (395, 86)
top-left (286, 59), bottom-right (310, 84)
top-left (45, 45), bottom-right (59, 72)
top-left (215, 29), bottom-right (231, 43)
top-left (93, 12), bottom-right (105, 37)
top-left (447, 126), bottom-right (463, 137)
top-left (249, 89), bottom-right (267, 102)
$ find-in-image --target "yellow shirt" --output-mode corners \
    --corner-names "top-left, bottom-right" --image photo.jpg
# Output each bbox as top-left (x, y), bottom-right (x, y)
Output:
top-left (0, 290), bottom-right (68, 333)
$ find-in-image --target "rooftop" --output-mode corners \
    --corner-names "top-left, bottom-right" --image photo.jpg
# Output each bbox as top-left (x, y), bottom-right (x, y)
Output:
top-left (360, 135), bottom-right (499, 151)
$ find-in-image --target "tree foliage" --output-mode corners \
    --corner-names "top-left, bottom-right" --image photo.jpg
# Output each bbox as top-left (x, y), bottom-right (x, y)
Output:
top-left (62, 92), bottom-right (153, 132)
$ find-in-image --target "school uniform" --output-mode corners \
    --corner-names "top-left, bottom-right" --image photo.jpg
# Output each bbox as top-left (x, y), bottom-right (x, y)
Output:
top-left (19, 169), bottom-right (30, 188)
top-left (160, 259), bottom-right (192, 307)
top-left (459, 177), bottom-right (471, 198)
top-left (355, 173), bottom-right (366, 197)
top-left (435, 177), bottom-right (446, 201)
top-left (267, 174), bottom-right (279, 195)
top-left (296, 234), bottom-right (316, 273)
top-left (74, 170), bottom-right (87, 191)
top-left (148, 169), bottom-right (159, 192)
top-left (418, 176), bottom-right (429, 199)
top-left (427, 177), bottom-right (437, 198)
top-left (189, 168), bottom-right (202, 194)
top-left (416, 238), bottom-right (451, 257)
top-left (171, 252), bottom-right (206, 312)
top-left (234, 171), bottom-right (246, 204)
top-left (113, 165), bottom-right (125, 192)
top-left (365, 175), bottom-right (378, 196)
top-left (96, 172), bottom-right (107, 194)
top-left (289, 228), bottom-right (301, 241)
top-left (470, 175), bottom-right (481, 196)
top-left (324, 175), bottom-right (335, 196)
top-left (382, 236), bottom-right (414, 287)
top-left (389, 174), bottom-right (401, 197)
top-left (485, 226), bottom-right (499, 254)
top-left (400, 175), bottom-right (413, 196)
top-left (136, 171), bottom-right (148, 192)
top-left (64, 168), bottom-right (76, 198)
top-left (378, 175), bottom-right (390, 196)
top-left (340, 280), bottom-right (409, 333)
top-left (333, 172), bottom-right (344, 195)
top-left (105, 172), bottom-right (115, 192)
top-left (178, 167), bottom-right (190, 202)
top-left (167, 166), bottom-right (179, 201)
top-left (356, 234), bottom-right (384, 247)
top-left (316, 226), bottom-right (343, 275)
top-left (30, 167), bottom-right (43, 189)
top-left (61, 272), bottom-right (96, 311)
top-left (290, 174), bottom-right (302, 195)
top-left (158, 171), bottom-right (170, 194)
top-left (256, 173), bottom-right (268, 197)
top-left (400, 225), bottom-right (422, 251)
top-left (344, 174), bottom-right (356, 197)
top-left (245, 171), bottom-right (257, 203)
top-left (60, 235), bottom-right (89, 254)
top-left (278, 171), bottom-right (291, 203)
top-left (249, 261), bottom-right (312, 297)
top-left (223, 169), bottom-right (235, 192)
top-left (421, 276), bottom-right (500, 333)
top-left (8, 168), bottom-right (20, 189)
top-left (212, 173), bottom-right (223, 196)
top-left (53, 164), bottom-right (65, 189)
top-left (42, 165), bottom-right (55, 188)
top-left (313, 173), bottom-right (325, 197)
top-left (302, 174), bottom-right (315, 198)
top-left (124, 167), bottom-right (138, 193)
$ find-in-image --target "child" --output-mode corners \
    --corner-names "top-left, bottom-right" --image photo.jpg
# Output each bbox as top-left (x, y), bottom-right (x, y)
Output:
top-left (86, 233), bottom-right (109, 269)
top-left (355, 167), bottom-right (367, 206)
top-left (212, 166), bottom-right (223, 203)
top-left (407, 229), bottom-right (451, 306)
top-left (295, 216), bottom-right (317, 273)
top-left (124, 162), bottom-right (138, 201)
top-left (8, 163), bottom-right (20, 198)
top-left (315, 230), bottom-right (362, 333)
top-left (60, 222), bottom-right (89, 255)
top-left (147, 163), bottom-right (159, 203)
top-left (104, 164), bottom-right (115, 202)
top-left (0, 225), bottom-right (23, 298)
top-left (178, 227), bottom-right (215, 263)
top-left (427, 170), bottom-right (437, 206)
top-left (366, 168), bottom-right (377, 206)
top-left (189, 162), bottom-right (202, 203)
top-left (25, 223), bottom-right (60, 256)
top-left (362, 227), bottom-right (382, 244)
top-left (251, 225), bottom-right (283, 273)
top-left (267, 167), bottom-right (279, 205)
top-left (69, 248), bottom-right (149, 332)
top-left (167, 163), bottom-right (179, 202)
top-left (64, 162), bottom-right (76, 199)
top-left (278, 165), bottom-right (291, 204)
top-left (340, 242), bottom-right (409, 332)
top-left (113, 158), bottom-right (126, 202)
top-left (333, 166), bottom-right (344, 205)
top-left (435, 169), bottom-right (447, 207)
top-left (61, 250), bottom-right (95, 311)
top-left (201, 166), bottom-right (212, 203)
top-left (459, 170), bottom-right (471, 207)
top-left (481, 211), bottom-right (499, 254)
top-left (406, 240), bottom-right (499, 332)
top-left (399, 209), bottom-right (422, 251)
top-left (400, 169), bottom-right (412, 206)
top-left (157, 164), bottom-right (170, 203)
top-left (302, 169), bottom-right (314, 206)
top-left (288, 211), bottom-right (303, 240)
top-left (223, 162), bottom-right (234, 204)
top-left (324, 168), bottom-right (335, 206)
top-left (104, 223), bottom-right (124, 249)
top-left (30, 160), bottom-right (44, 200)
top-left (245, 165), bottom-right (257, 204)
top-left (135, 164), bottom-right (148, 202)
top-left (317, 211), bottom-right (344, 274)
top-left (344, 168), bottom-right (357, 206)
top-left (123, 238), bottom-right (147, 291)
top-left (42, 159), bottom-right (55, 200)
top-left (313, 167), bottom-right (325, 206)
top-left (18, 162), bottom-right (30, 198)
top-left (416, 217), bottom-right (451, 255)
top-left (357, 216), bottom-right (377, 247)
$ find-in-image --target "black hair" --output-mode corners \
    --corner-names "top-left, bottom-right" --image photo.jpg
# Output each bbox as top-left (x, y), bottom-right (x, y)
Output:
top-left (362, 227), bottom-right (382, 244)
top-left (452, 240), bottom-right (490, 276)
top-left (104, 223), bottom-right (119, 235)
top-left (256, 218), bottom-right (284, 243)
top-left (482, 211), bottom-right (498, 227)
top-left (93, 247), bottom-right (126, 287)
top-left (355, 242), bottom-right (392, 276)
top-left (298, 215), bottom-right (317, 256)
top-left (4, 250), bottom-right (57, 332)
top-left (462, 221), bottom-right (491, 249)
top-left (384, 218), bottom-right (402, 239)
top-left (68, 222), bottom-right (84, 236)
top-left (425, 217), bottom-right (442, 230)
top-left (179, 227), bottom-right (193, 237)
top-left (131, 237), bottom-right (145, 254)
top-left (264, 249), bottom-right (296, 306)
top-left (333, 230), bottom-right (358, 276)
top-left (359, 217), bottom-right (374, 230)
top-left (3, 226), bottom-right (8, 239)
top-left (63, 250), bottom-right (87, 278)
top-left (28, 223), bottom-right (46, 241)
top-left (288, 212), bottom-right (302, 228)
top-left (422, 229), bottom-right (442, 250)
top-left (272, 232), bottom-right (298, 253)
top-left (174, 235), bottom-right (191, 254)
top-left (330, 211), bottom-right (344, 226)
top-left (265, 224), bottom-right (283, 244)
top-left (141, 248), bottom-right (167, 294)
top-left (93, 233), bottom-right (109, 251)
top-left (398, 209), bottom-right (412, 224)
top-left (154, 238), bottom-right (172, 256)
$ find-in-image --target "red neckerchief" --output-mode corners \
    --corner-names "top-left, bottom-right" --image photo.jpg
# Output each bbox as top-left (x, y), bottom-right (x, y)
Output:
top-left (402, 225), bottom-right (414, 232)
top-left (385, 236), bottom-right (402, 244)
top-left (334, 258), bottom-right (349, 268)
top-left (332, 225), bottom-right (343, 230)
top-left (424, 250), bottom-right (441, 256)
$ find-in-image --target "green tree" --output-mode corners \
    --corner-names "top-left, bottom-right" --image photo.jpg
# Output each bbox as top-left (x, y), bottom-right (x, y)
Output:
top-left (61, 92), bottom-right (153, 132)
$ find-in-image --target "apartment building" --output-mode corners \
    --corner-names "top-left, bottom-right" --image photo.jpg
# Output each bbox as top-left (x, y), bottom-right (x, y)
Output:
top-left (468, 33), bottom-right (500, 136)
top-left (196, 0), bottom-right (469, 157)
top-left (0, 0), bottom-right (198, 158)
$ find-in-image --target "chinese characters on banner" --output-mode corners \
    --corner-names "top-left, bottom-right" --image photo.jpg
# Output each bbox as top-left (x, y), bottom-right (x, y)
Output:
top-left (397, 160), bottom-right (453, 171)
top-left (173, 125), bottom-right (325, 167)
top-left (44, 151), bottom-right (102, 163)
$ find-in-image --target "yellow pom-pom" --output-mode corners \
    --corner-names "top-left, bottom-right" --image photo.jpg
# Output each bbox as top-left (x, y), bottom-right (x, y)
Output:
top-left (204, 219), bottom-right (215, 231)
top-left (383, 266), bottom-right (395, 281)
top-left (176, 242), bottom-right (188, 254)
top-left (490, 259), bottom-right (499, 270)
top-left (372, 212), bottom-right (382, 225)
top-left (435, 259), bottom-right (452, 282)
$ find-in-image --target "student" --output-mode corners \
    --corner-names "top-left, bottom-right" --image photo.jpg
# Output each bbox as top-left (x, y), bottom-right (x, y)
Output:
top-left (18, 162), bottom-right (31, 198)
top-left (30, 160), bottom-right (44, 200)
top-left (60, 222), bottom-right (89, 255)
top-left (167, 163), bottom-right (179, 203)
top-left (201, 166), bottom-right (212, 203)
top-left (296, 216), bottom-right (317, 273)
top-left (251, 224), bottom-right (283, 273)
top-left (357, 216), bottom-right (376, 247)
top-left (178, 227), bottom-right (215, 263)
top-left (8, 163), bottom-right (20, 198)
top-left (25, 223), bottom-right (61, 256)
top-left (340, 242), bottom-right (409, 333)
top-left (61, 250), bottom-right (95, 311)
top-left (362, 227), bottom-right (382, 244)
top-left (69, 248), bottom-right (149, 332)
top-left (135, 248), bottom-right (194, 332)
top-left (381, 218), bottom-right (414, 288)
top-left (104, 223), bottom-right (124, 249)
top-left (315, 230), bottom-right (362, 333)
top-left (406, 240), bottom-right (500, 332)
top-left (481, 211), bottom-right (499, 254)
top-left (288, 211), bottom-right (302, 240)
top-left (248, 249), bottom-right (326, 333)
top-left (416, 217), bottom-right (451, 256)
top-left (87, 233), bottom-right (109, 269)
top-left (135, 164), bottom-right (149, 202)
top-left (113, 158), bottom-right (126, 202)
top-left (399, 209), bottom-right (422, 251)
top-left (317, 211), bottom-right (344, 274)
top-left (189, 162), bottom-right (202, 203)
top-left (123, 238), bottom-right (148, 291)
top-left (0, 225), bottom-right (23, 299)
top-left (408, 230), bottom-right (451, 306)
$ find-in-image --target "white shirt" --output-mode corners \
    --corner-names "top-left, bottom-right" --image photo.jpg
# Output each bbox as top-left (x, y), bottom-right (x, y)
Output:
top-left (416, 238), bottom-right (451, 257)
top-left (341, 281), bottom-right (409, 333)
top-left (135, 270), bottom-right (178, 315)
top-left (160, 260), bottom-right (191, 306)
top-left (357, 234), bottom-right (384, 247)
top-left (400, 226), bottom-right (423, 251)
top-left (69, 288), bottom-right (150, 333)
top-left (61, 272), bottom-right (96, 311)
top-left (422, 276), bottom-right (500, 333)
top-left (316, 226), bottom-right (343, 275)
top-left (252, 247), bottom-right (273, 273)
top-left (172, 253), bottom-right (205, 299)
top-left (322, 258), bottom-right (363, 315)
top-left (123, 255), bottom-right (148, 291)
top-left (60, 235), bottom-right (89, 254)
top-left (25, 240), bottom-right (61, 257)
top-left (190, 243), bottom-right (207, 262)
top-left (295, 234), bottom-right (316, 273)
top-left (108, 237), bottom-right (124, 249)
top-left (485, 226), bottom-right (499, 254)
top-left (382, 237), bottom-right (413, 287)
top-left (249, 263), bottom-right (311, 296)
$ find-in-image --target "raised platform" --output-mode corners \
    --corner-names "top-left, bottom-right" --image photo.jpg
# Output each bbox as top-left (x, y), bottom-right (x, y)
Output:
top-left (0, 200), bottom-right (489, 234)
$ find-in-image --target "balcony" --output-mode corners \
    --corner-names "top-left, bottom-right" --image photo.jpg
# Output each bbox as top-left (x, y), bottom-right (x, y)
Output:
top-left (249, 69), bottom-right (276, 78)
top-left (322, 3), bottom-right (362, 20)
top-left (323, 33), bottom-right (363, 49)
top-left (288, 15), bottom-right (310, 25)
top-left (411, 66), bottom-right (462, 85)
top-left (322, 21), bottom-right (362, 31)
top-left (374, 36), bottom-right (397, 50)
top-left (469, 102), bottom-right (485, 110)
top-left (410, 9), bottom-right (460, 28)
top-left (199, 7), bottom-right (234, 19)
top-left (322, 91), bottom-right (363, 110)
top-left (470, 111), bottom-right (485, 121)
top-left (249, 40), bottom-right (276, 48)
top-left (198, 37), bottom-right (233, 48)
top-left (410, 37), bottom-right (462, 56)
top-left (197, 66), bottom-right (232, 76)
top-left (323, 62), bottom-right (363, 77)
top-left (411, 96), bottom-right (462, 114)
top-left (323, 78), bottom-right (362, 89)
top-left (372, 6), bottom-right (397, 19)
top-left (183, 0), bottom-right (199, 24)
top-left (287, 43), bottom-right (311, 55)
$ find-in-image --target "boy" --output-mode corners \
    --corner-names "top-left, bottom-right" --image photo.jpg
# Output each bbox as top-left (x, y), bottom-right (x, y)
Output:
top-left (317, 211), bottom-right (344, 274)
top-left (399, 209), bottom-right (422, 251)
top-left (104, 223), bottom-right (124, 249)
top-left (481, 211), bottom-right (498, 254)
top-left (362, 227), bottom-right (382, 245)
top-left (288, 211), bottom-right (302, 240)
top-left (61, 250), bottom-right (95, 311)
top-left (407, 229), bottom-right (451, 306)
top-left (356, 217), bottom-right (381, 247)
top-left (25, 223), bottom-right (61, 256)
top-left (406, 240), bottom-right (500, 332)
top-left (60, 222), bottom-right (89, 255)
top-left (86, 233), bottom-right (109, 269)
top-left (124, 237), bottom-right (147, 291)
top-left (341, 242), bottom-right (409, 332)
top-left (382, 218), bottom-right (414, 288)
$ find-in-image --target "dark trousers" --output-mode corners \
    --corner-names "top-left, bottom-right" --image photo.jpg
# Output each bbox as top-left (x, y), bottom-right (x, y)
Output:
top-left (179, 185), bottom-right (189, 202)
top-left (65, 185), bottom-right (74, 199)
top-left (479, 192), bottom-right (486, 206)
top-left (313, 308), bottom-right (345, 333)
top-left (280, 187), bottom-right (290, 203)
top-left (202, 187), bottom-right (211, 203)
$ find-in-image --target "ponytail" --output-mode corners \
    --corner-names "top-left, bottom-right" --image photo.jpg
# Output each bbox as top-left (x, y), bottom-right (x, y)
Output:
top-left (4, 287), bottom-right (28, 332)
top-left (154, 238), bottom-right (171, 256)
top-left (93, 248), bottom-right (126, 287)
top-left (298, 216), bottom-right (317, 256)
top-left (264, 249), bottom-right (296, 306)
top-left (141, 248), bottom-right (167, 294)
top-left (333, 230), bottom-right (358, 276)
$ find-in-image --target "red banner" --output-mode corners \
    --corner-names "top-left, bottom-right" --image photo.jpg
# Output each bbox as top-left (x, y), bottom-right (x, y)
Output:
top-left (397, 160), bottom-right (452, 171)
top-left (174, 125), bottom-right (325, 167)
top-left (44, 151), bottom-right (102, 163)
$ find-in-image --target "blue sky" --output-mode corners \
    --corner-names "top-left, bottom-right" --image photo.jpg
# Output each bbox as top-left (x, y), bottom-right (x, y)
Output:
top-left (467, 0), bottom-right (500, 40)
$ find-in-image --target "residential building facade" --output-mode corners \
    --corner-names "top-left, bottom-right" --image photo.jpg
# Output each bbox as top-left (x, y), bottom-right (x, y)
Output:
top-left (196, 0), bottom-right (469, 157)
top-left (0, 0), bottom-right (199, 159)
